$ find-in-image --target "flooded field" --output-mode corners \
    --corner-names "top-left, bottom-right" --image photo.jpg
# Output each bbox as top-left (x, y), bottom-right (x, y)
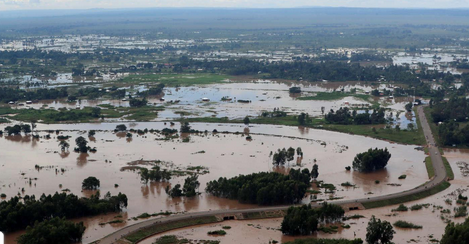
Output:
top-left (0, 122), bottom-right (427, 243)
top-left (139, 148), bottom-right (469, 244)
top-left (3, 80), bottom-right (418, 129)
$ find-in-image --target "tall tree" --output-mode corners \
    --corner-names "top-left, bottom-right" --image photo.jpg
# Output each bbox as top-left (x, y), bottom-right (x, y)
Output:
top-left (75, 136), bottom-right (88, 153)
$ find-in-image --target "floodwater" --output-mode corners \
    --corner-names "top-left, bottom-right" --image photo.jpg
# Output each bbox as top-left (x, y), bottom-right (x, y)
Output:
top-left (140, 148), bottom-right (469, 244)
top-left (4, 80), bottom-right (417, 128)
top-left (393, 52), bottom-right (467, 75)
top-left (0, 122), bottom-right (427, 243)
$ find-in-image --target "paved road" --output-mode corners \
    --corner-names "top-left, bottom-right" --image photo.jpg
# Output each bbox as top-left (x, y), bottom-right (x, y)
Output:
top-left (97, 105), bottom-right (448, 244)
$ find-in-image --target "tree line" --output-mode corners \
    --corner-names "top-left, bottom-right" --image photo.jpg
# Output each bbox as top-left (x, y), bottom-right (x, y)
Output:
top-left (0, 87), bottom-right (68, 103)
top-left (17, 217), bottom-right (86, 244)
top-left (176, 57), bottom-right (421, 84)
top-left (431, 97), bottom-right (469, 146)
top-left (0, 191), bottom-right (128, 233)
top-left (325, 107), bottom-right (386, 125)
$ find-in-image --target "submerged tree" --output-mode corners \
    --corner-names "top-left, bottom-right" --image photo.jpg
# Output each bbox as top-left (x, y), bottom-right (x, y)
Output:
top-left (312, 164), bottom-right (319, 180)
top-left (273, 148), bottom-right (288, 165)
top-left (75, 136), bottom-right (89, 153)
top-left (180, 122), bottom-right (191, 133)
top-left (183, 175), bottom-right (200, 197)
top-left (243, 116), bottom-right (250, 125)
top-left (82, 176), bottom-right (100, 190)
top-left (298, 112), bottom-right (310, 126)
top-left (366, 215), bottom-right (395, 244)
top-left (352, 148), bottom-right (391, 172)
top-left (59, 140), bottom-right (70, 151)
top-left (166, 175), bottom-right (200, 197)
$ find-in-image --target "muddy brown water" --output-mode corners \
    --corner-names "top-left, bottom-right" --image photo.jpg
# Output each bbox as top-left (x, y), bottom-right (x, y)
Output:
top-left (0, 122), bottom-right (427, 243)
top-left (140, 148), bottom-right (469, 244)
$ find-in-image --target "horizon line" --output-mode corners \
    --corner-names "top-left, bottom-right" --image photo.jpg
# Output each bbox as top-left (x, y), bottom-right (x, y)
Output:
top-left (1, 6), bottom-right (469, 12)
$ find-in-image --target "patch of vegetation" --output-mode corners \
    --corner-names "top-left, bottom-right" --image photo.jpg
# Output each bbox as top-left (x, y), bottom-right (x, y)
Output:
top-left (410, 204), bottom-right (430, 211)
top-left (0, 192), bottom-right (127, 233)
top-left (281, 203), bottom-right (345, 235)
top-left (340, 182), bottom-right (355, 187)
top-left (398, 175), bottom-right (407, 179)
top-left (392, 204), bottom-right (409, 212)
top-left (441, 217), bottom-right (469, 244)
top-left (393, 220), bottom-right (422, 229)
top-left (352, 148), bottom-right (391, 172)
top-left (207, 230), bottom-right (227, 235)
top-left (17, 217), bottom-right (85, 244)
top-left (454, 206), bottom-right (468, 218)
top-left (307, 189), bottom-right (322, 194)
top-left (206, 169), bottom-right (310, 205)
top-left (343, 214), bottom-right (365, 220)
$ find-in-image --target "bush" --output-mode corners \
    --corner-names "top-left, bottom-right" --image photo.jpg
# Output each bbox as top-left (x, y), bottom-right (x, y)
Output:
top-left (341, 182), bottom-right (355, 187)
top-left (392, 204), bottom-right (408, 212)
top-left (207, 230), bottom-right (226, 235)
top-left (393, 220), bottom-right (422, 229)
top-left (398, 175), bottom-right (407, 179)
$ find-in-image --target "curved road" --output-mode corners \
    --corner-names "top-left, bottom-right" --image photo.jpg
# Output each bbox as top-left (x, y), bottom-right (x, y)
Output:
top-left (97, 105), bottom-right (448, 244)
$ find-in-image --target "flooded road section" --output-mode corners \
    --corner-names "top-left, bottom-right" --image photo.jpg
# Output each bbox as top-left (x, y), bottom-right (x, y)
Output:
top-left (140, 148), bottom-right (469, 244)
top-left (0, 122), bottom-right (426, 243)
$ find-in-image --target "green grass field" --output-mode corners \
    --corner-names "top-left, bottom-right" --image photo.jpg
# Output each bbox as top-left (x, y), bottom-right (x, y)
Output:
top-left (425, 156), bottom-right (435, 179)
top-left (442, 156), bottom-right (455, 180)
top-left (322, 124), bottom-right (426, 145)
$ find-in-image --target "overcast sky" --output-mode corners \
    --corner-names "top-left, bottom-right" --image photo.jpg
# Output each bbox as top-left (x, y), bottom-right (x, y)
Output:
top-left (1, 0), bottom-right (469, 10)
